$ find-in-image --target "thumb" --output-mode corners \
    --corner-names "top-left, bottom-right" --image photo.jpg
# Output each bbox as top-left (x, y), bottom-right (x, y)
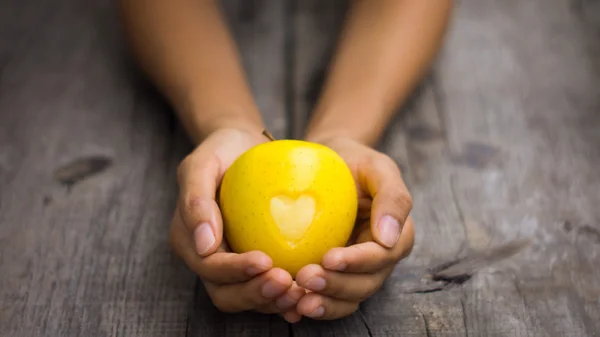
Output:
top-left (176, 151), bottom-right (224, 257)
top-left (360, 155), bottom-right (413, 249)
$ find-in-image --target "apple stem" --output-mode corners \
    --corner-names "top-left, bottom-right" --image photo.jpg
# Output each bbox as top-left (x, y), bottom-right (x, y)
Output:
top-left (262, 129), bottom-right (276, 141)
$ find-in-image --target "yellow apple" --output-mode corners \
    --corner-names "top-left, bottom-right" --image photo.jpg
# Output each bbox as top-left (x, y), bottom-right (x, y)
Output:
top-left (219, 139), bottom-right (358, 278)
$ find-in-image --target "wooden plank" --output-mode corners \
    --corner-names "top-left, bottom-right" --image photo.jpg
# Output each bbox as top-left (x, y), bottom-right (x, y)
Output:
top-left (185, 0), bottom-right (290, 336)
top-left (366, 79), bottom-right (470, 337)
top-left (367, 0), bottom-right (600, 336)
top-left (0, 1), bottom-right (197, 336)
top-left (435, 0), bottom-right (600, 335)
top-left (0, 1), bottom-right (291, 337)
top-left (219, 0), bottom-right (289, 140)
top-left (288, 0), bottom-right (348, 139)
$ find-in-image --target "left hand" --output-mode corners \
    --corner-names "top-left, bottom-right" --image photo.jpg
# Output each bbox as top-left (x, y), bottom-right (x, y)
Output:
top-left (294, 137), bottom-right (415, 320)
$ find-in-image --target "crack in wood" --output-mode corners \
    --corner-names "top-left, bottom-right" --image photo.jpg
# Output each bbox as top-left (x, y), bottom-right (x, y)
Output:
top-left (450, 142), bottom-right (502, 169)
top-left (397, 238), bottom-right (531, 293)
top-left (449, 173), bottom-right (470, 257)
top-left (53, 155), bottom-right (112, 187)
top-left (460, 296), bottom-right (469, 337)
top-left (563, 220), bottom-right (600, 245)
top-left (416, 307), bottom-right (432, 337)
top-left (358, 309), bottom-right (374, 337)
top-left (429, 74), bottom-right (473, 260)
top-left (431, 238), bottom-right (531, 281)
top-left (577, 225), bottom-right (600, 245)
top-left (513, 278), bottom-right (534, 336)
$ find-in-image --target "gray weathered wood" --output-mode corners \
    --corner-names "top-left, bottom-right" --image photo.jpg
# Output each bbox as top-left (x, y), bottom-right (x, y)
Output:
top-left (219, 0), bottom-right (288, 140)
top-left (368, 0), bottom-right (600, 336)
top-left (0, 0), bottom-right (289, 337)
top-left (0, 1), bottom-right (196, 336)
top-left (288, 0), bottom-right (348, 139)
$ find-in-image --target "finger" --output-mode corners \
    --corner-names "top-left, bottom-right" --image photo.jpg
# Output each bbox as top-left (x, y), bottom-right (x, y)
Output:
top-left (170, 212), bottom-right (272, 283)
top-left (206, 268), bottom-right (293, 313)
top-left (274, 282), bottom-right (307, 311)
top-left (282, 310), bottom-right (302, 323)
top-left (321, 217), bottom-right (415, 273)
top-left (296, 264), bottom-right (387, 302)
top-left (256, 283), bottom-right (306, 313)
top-left (357, 197), bottom-right (373, 220)
top-left (358, 154), bottom-right (413, 248)
top-left (177, 151), bottom-right (224, 256)
top-left (296, 292), bottom-right (359, 320)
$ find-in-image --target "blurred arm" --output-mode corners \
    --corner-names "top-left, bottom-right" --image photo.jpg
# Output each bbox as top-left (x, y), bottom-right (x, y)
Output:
top-left (305, 0), bottom-right (454, 146)
top-left (119, 0), bottom-right (265, 144)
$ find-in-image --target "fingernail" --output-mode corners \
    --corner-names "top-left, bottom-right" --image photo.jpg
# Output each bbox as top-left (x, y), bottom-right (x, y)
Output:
top-left (262, 280), bottom-right (286, 299)
top-left (307, 306), bottom-right (324, 318)
top-left (276, 295), bottom-right (297, 309)
top-left (378, 215), bottom-right (401, 248)
top-left (194, 222), bottom-right (215, 255)
top-left (306, 276), bottom-right (326, 291)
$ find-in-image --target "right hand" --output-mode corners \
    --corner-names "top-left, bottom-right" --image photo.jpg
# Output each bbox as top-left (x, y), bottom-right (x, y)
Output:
top-left (169, 128), bottom-right (305, 322)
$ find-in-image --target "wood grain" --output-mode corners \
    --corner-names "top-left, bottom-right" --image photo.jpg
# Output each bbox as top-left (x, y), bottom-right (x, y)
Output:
top-left (369, 0), bottom-right (600, 336)
top-left (435, 1), bottom-right (600, 335)
top-left (0, 0), bottom-right (288, 336)
top-left (0, 1), bottom-right (196, 336)
top-left (288, 0), bottom-right (348, 139)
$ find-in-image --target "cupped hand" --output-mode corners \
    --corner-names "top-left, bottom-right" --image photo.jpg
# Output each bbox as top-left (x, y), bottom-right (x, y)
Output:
top-left (169, 128), bottom-right (305, 322)
top-left (295, 137), bottom-right (415, 320)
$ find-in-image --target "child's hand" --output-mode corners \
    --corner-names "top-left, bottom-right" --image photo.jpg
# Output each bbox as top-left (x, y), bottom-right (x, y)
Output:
top-left (169, 128), bottom-right (305, 322)
top-left (294, 137), bottom-right (415, 320)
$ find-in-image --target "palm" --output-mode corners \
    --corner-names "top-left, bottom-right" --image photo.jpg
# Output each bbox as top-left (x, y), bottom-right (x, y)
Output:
top-left (334, 139), bottom-right (414, 266)
top-left (325, 138), bottom-right (394, 246)
top-left (204, 128), bottom-right (268, 252)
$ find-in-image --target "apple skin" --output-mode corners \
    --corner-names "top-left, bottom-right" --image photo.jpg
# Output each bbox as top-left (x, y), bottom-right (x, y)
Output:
top-left (219, 139), bottom-right (358, 278)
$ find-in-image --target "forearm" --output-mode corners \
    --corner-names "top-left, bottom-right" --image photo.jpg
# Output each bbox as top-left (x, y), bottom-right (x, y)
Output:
top-left (119, 0), bottom-right (264, 144)
top-left (305, 0), bottom-right (453, 146)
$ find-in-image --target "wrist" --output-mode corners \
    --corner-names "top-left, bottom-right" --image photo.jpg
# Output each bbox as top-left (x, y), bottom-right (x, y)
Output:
top-left (304, 115), bottom-right (380, 147)
top-left (204, 114), bottom-right (265, 139)
top-left (304, 98), bottom-right (387, 147)
top-left (304, 128), bottom-right (354, 146)
top-left (178, 104), bottom-right (266, 144)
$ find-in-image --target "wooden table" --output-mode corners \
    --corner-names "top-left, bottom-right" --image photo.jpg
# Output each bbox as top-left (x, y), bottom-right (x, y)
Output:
top-left (2, 0), bottom-right (599, 336)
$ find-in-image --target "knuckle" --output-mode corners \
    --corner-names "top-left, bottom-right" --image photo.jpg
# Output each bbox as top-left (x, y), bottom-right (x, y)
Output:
top-left (341, 303), bottom-right (360, 318)
top-left (388, 188), bottom-right (413, 213)
top-left (256, 305), bottom-right (279, 314)
top-left (363, 277), bottom-right (384, 300)
top-left (326, 281), bottom-right (347, 299)
top-left (350, 243), bottom-right (368, 255)
top-left (375, 153), bottom-right (399, 172)
top-left (208, 290), bottom-right (235, 313)
top-left (251, 294), bottom-right (271, 306)
top-left (382, 251), bottom-right (398, 266)
top-left (236, 286), bottom-right (269, 308)
top-left (183, 195), bottom-right (211, 214)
